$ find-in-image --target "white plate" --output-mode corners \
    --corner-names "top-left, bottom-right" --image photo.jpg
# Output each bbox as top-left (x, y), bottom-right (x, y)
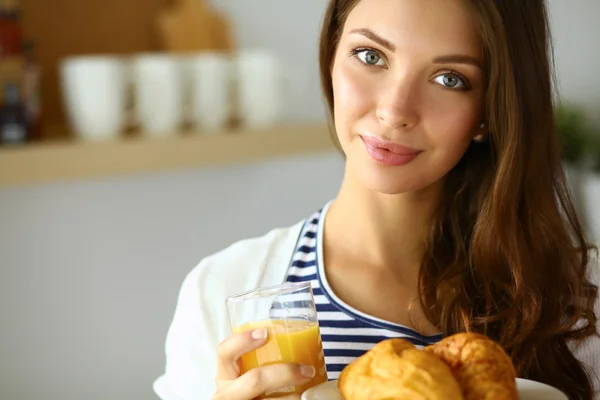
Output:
top-left (301, 378), bottom-right (568, 400)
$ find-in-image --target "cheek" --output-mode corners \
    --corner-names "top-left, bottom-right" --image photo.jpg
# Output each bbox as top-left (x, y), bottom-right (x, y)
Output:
top-left (424, 94), bottom-right (482, 147)
top-left (332, 59), bottom-right (374, 136)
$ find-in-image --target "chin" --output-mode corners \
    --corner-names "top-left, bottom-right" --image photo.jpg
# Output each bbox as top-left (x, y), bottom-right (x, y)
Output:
top-left (351, 161), bottom-right (437, 195)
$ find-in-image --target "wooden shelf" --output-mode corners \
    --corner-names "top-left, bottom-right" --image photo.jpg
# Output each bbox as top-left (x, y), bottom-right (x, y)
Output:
top-left (0, 123), bottom-right (337, 188)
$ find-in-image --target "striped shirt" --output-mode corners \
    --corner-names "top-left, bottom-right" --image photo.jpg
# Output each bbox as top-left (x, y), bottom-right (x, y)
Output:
top-left (285, 203), bottom-right (444, 380)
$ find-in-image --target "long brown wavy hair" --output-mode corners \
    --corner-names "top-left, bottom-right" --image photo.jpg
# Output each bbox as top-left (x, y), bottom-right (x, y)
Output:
top-left (319, 0), bottom-right (599, 398)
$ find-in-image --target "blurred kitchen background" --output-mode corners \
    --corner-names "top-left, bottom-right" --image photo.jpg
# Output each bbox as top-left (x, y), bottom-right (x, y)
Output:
top-left (0, 0), bottom-right (598, 399)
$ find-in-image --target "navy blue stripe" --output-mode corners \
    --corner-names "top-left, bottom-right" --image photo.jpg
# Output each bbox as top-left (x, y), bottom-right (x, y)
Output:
top-left (324, 349), bottom-right (368, 358)
top-left (321, 334), bottom-right (392, 343)
top-left (290, 259), bottom-right (317, 268)
top-left (286, 275), bottom-right (315, 283)
top-left (317, 319), bottom-right (371, 328)
top-left (286, 274), bottom-right (317, 283)
top-left (315, 303), bottom-right (340, 313)
top-left (321, 334), bottom-right (430, 347)
top-left (304, 230), bottom-right (317, 239)
top-left (326, 364), bottom-right (352, 372)
top-left (296, 245), bottom-right (316, 254)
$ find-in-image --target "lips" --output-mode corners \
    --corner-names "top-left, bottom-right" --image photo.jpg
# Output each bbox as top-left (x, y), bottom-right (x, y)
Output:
top-left (361, 135), bottom-right (421, 155)
top-left (360, 135), bottom-right (422, 166)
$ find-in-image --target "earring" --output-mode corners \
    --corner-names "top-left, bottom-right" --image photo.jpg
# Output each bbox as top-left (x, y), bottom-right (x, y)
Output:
top-left (473, 123), bottom-right (488, 143)
top-left (473, 134), bottom-right (488, 143)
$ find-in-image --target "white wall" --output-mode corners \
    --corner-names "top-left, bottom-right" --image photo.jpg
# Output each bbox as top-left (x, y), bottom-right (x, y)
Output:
top-left (0, 152), bottom-right (344, 400)
top-left (211, 0), bottom-right (328, 122)
top-left (549, 0), bottom-right (600, 125)
top-left (0, 1), bottom-right (598, 399)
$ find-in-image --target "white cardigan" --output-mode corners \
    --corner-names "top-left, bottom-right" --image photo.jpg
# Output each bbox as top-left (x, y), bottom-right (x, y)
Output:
top-left (153, 219), bottom-right (600, 400)
top-left (153, 221), bottom-right (306, 400)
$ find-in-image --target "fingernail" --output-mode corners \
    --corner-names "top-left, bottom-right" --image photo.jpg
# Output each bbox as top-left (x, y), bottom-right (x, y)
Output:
top-left (251, 328), bottom-right (267, 340)
top-left (300, 365), bottom-right (316, 378)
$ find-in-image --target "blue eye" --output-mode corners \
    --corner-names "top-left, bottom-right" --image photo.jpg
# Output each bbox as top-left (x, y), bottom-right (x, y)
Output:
top-left (354, 49), bottom-right (385, 66)
top-left (433, 73), bottom-right (468, 89)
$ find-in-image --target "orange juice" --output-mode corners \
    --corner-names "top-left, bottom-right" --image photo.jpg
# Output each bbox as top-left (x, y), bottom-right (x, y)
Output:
top-left (234, 319), bottom-right (328, 397)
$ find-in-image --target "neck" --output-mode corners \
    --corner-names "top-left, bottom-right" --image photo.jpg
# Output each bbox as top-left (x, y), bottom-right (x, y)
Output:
top-left (325, 168), bottom-right (442, 281)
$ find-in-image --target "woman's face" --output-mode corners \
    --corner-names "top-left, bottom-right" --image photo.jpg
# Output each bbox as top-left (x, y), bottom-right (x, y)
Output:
top-left (332, 0), bottom-right (486, 195)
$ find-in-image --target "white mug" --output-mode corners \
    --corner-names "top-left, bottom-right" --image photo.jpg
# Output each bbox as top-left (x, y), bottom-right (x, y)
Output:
top-left (235, 50), bottom-right (285, 129)
top-left (131, 54), bottom-right (185, 137)
top-left (60, 56), bottom-right (127, 140)
top-left (187, 52), bottom-right (233, 131)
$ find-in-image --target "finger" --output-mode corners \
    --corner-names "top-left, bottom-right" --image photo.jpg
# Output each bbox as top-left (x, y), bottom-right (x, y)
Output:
top-left (216, 327), bottom-right (269, 380)
top-left (214, 390), bottom-right (300, 400)
top-left (226, 363), bottom-right (316, 400)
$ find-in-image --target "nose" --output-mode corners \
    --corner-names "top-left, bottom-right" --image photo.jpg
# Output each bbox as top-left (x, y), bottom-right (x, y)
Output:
top-left (376, 76), bottom-right (420, 130)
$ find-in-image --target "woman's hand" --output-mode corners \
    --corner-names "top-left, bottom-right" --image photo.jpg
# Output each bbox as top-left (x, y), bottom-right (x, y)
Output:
top-left (212, 327), bottom-right (317, 400)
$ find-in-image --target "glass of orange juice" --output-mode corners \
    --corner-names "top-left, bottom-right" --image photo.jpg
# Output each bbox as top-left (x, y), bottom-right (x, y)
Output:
top-left (226, 282), bottom-right (328, 398)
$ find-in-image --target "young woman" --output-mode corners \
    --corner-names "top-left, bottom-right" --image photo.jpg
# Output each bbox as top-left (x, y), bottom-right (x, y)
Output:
top-left (154, 0), bottom-right (600, 399)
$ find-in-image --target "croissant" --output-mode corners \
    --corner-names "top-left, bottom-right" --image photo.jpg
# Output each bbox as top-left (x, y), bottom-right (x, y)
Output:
top-left (424, 332), bottom-right (518, 400)
top-left (338, 338), bottom-right (464, 400)
top-left (338, 333), bottom-right (518, 400)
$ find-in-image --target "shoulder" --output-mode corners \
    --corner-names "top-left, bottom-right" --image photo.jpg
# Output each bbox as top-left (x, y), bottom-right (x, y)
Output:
top-left (192, 219), bottom-right (306, 292)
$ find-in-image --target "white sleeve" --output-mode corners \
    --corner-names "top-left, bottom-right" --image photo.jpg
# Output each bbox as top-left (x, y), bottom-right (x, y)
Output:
top-left (152, 221), bottom-right (302, 400)
top-left (153, 262), bottom-right (221, 400)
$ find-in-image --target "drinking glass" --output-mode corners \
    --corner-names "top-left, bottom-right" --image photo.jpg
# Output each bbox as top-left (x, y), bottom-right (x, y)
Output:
top-left (227, 282), bottom-right (328, 398)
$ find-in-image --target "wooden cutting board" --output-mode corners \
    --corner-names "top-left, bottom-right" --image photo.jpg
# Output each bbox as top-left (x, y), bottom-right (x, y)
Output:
top-left (156, 0), bottom-right (235, 53)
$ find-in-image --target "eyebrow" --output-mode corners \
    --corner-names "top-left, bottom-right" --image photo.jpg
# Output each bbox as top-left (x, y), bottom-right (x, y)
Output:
top-left (349, 28), bottom-right (395, 51)
top-left (433, 55), bottom-right (483, 70)
top-left (349, 28), bottom-right (483, 70)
